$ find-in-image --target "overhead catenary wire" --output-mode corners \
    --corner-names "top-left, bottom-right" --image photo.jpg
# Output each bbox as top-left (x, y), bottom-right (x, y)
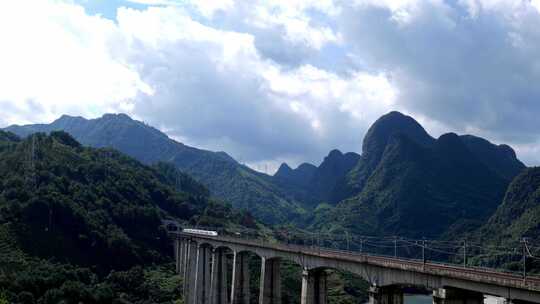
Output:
top-left (173, 223), bottom-right (537, 277)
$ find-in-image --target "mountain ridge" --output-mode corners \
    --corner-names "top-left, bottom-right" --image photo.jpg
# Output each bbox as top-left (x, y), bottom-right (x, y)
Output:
top-left (307, 112), bottom-right (525, 238)
top-left (6, 114), bottom-right (306, 224)
top-left (5, 111), bottom-right (527, 234)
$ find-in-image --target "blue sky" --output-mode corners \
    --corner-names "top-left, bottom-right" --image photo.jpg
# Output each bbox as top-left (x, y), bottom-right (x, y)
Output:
top-left (1, 0), bottom-right (540, 172)
top-left (73, 1), bottom-right (140, 19)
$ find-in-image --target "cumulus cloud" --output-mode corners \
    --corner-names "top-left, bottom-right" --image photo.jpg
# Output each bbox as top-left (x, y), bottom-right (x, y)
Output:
top-left (0, 1), bottom-right (395, 168)
top-left (115, 5), bottom-right (393, 163)
top-left (0, 1), bottom-right (152, 124)
top-left (1, 0), bottom-right (540, 169)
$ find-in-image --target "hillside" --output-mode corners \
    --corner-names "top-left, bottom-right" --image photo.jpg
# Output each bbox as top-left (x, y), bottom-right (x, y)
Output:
top-left (459, 135), bottom-right (525, 181)
top-left (0, 131), bottom-right (256, 303)
top-left (308, 112), bottom-right (524, 238)
top-left (480, 167), bottom-right (540, 243)
top-left (6, 114), bottom-right (306, 224)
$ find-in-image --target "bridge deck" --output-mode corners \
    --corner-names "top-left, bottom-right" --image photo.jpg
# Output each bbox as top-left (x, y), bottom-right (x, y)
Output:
top-left (175, 231), bottom-right (540, 295)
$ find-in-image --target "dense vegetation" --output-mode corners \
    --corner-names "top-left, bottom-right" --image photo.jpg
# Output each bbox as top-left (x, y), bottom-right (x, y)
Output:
top-left (0, 131), bottom-right (255, 303)
top-left (481, 167), bottom-right (540, 242)
top-left (477, 167), bottom-right (540, 273)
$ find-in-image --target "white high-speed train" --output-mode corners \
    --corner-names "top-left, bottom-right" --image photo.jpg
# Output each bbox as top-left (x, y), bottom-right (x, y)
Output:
top-left (182, 228), bottom-right (218, 237)
top-left (162, 220), bottom-right (219, 236)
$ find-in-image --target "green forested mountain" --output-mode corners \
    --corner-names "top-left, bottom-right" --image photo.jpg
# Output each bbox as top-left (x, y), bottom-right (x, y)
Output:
top-left (308, 112), bottom-right (525, 238)
top-left (344, 111), bottom-right (436, 196)
top-left (6, 114), bottom-right (306, 224)
top-left (0, 131), bottom-right (256, 303)
top-left (5, 111), bottom-right (527, 240)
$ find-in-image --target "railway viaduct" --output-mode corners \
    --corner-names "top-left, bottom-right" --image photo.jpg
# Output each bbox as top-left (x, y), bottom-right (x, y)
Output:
top-left (170, 231), bottom-right (540, 304)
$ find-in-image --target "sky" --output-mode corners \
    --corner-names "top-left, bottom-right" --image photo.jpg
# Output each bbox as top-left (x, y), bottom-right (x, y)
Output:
top-left (1, 0), bottom-right (540, 173)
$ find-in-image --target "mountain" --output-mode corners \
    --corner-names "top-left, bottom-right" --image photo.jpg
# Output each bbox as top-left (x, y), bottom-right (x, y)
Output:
top-left (274, 163), bottom-right (317, 188)
top-left (309, 112), bottom-right (524, 238)
top-left (6, 114), bottom-right (306, 224)
top-left (0, 131), bottom-right (256, 303)
top-left (310, 150), bottom-right (361, 204)
top-left (5, 111), bottom-right (526, 235)
top-left (273, 150), bottom-right (360, 207)
top-left (345, 111), bottom-right (436, 195)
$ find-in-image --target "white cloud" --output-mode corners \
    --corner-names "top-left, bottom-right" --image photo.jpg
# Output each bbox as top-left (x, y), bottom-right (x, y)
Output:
top-left (339, 0), bottom-right (540, 164)
top-left (0, 1), bottom-right (151, 124)
top-left (245, 1), bottom-right (341, 49)
top-left (111, 5), bottom-right (393, 163)
top-left (2, 0), bottom-right (540, 168)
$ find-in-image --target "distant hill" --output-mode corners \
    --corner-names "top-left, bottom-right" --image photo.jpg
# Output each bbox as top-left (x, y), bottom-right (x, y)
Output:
top-left (308, 111), bottom-right (525, 238)
top-left (273, 150), bottom-right (360, 207)
top-left (6, 114), bottom-right (306, 224)
top-left (274, 163), bottom-right (317, 188)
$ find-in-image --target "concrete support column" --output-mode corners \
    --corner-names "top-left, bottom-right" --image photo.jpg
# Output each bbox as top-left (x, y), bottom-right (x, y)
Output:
top-left (175, 238), bottom-right (185, 274)
top-left (210, 249), bottom-right (229, 304)
top-left (175, 239), bottom-right (180, 273)
top-left (369, 286), bottom-right (404, 304)
top-left (432, 288), bottom-right (484, 304)
top-left (184, 240), bottom-right (199, 304)
top-left (301, 269), bottom-right (327, 304)
top-left (259, 258), bottom-right (281, 304)
top-left (194, 246), bottom-right (213, 304)
top-left (231, 251), bottom-right (250, 304)
top-left (181, 240), bottom-right (189, 275)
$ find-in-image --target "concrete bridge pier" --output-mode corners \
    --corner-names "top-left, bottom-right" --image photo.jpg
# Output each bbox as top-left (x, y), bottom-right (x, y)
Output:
top-left (259, 257), bottom-right (281, 304)
top-left (301, 268), bottom-right (328, 304)
top-left (210, 249), bottom-right (229, 304)
top-left (185, 240), bottom-right (199, 304)
top-left (432, 288), bottom-right (484, 304)
top-left (369, 286), bottom-right (404, 304)
top-left (231, 251), bottom-right (250, 304)
top-left (194, 245), bottom-right (213, 304)
top-left (174, 239), bottom-right (180, 273)
top-left (175, 238), bottom-right (186, 274)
